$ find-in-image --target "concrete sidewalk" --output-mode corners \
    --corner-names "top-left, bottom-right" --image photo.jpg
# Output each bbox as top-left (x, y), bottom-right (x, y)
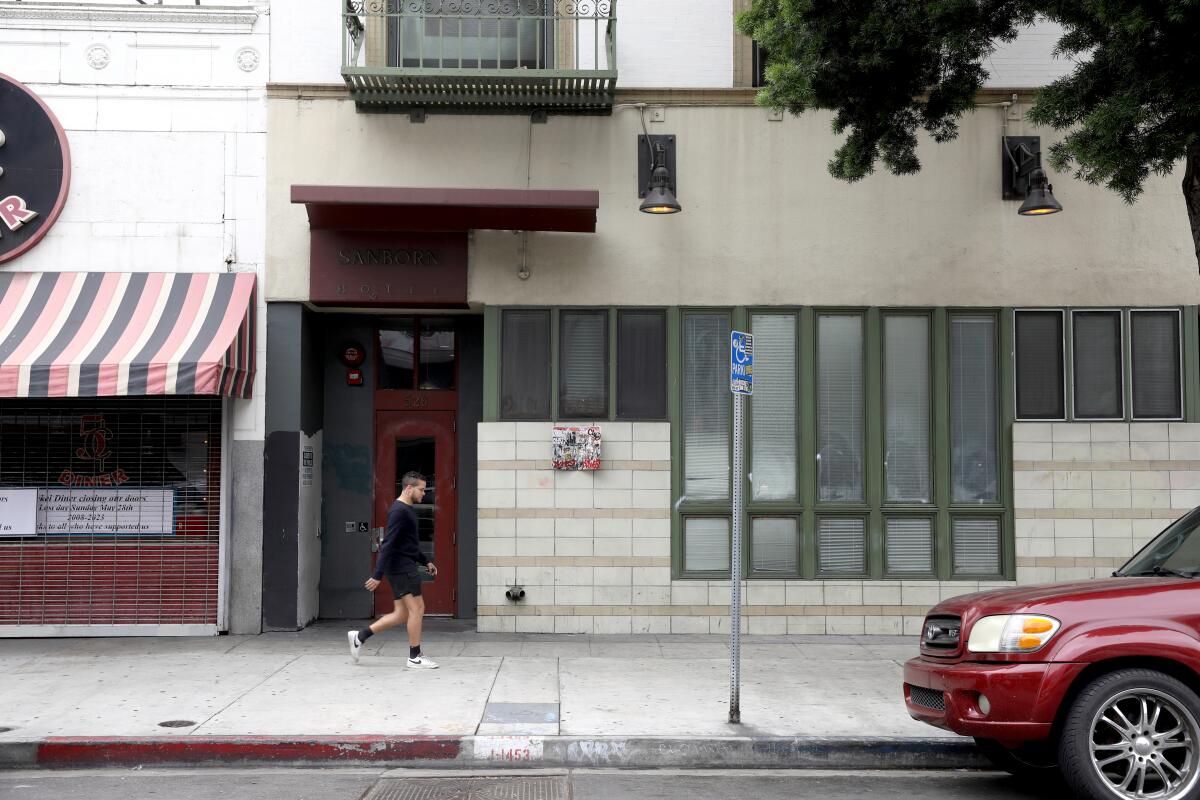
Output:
top-left (0, 621), bottom-right (979, 769)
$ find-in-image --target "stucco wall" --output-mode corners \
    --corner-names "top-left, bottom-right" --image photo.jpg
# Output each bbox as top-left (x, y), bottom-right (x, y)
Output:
top-left (267, 95), bottom-right (1198, 309)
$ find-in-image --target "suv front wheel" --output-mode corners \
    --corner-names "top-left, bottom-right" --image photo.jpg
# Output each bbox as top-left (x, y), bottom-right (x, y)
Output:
top-left (1059, 668), bottom-right (1200, 800)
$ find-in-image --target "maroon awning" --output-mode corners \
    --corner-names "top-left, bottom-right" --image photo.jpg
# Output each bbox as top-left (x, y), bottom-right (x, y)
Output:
top-left (291, 185), bottom-right (599, 233)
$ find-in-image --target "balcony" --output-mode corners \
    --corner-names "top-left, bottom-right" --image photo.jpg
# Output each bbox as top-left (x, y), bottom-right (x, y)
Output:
top-left (342, 0), bottom-right (617, 115)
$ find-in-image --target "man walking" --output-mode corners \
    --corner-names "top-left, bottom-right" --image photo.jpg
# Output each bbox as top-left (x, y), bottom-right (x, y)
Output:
top-left (347, 471), bottom-right (439, 669)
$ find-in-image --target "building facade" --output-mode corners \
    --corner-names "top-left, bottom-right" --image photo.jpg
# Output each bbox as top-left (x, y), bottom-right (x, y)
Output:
top-left (258, 2), bottom-right (1200, 636)
top-left (0, 0), bottom-right (268, 636)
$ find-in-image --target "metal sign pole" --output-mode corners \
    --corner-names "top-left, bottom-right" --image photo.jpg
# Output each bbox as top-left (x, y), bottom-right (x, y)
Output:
top-left (730, 389), bottom-right (744, 724)
top-left (728, 330), bottom-right (752, 725)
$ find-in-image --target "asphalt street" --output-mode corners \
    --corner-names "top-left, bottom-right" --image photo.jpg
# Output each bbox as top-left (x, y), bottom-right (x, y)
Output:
top-left (0, 768), bottom-right (1064, 800)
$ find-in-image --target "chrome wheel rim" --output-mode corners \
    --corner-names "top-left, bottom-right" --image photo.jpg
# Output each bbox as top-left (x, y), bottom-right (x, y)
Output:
top-left (1089, 687), bottom-right (1199, 800)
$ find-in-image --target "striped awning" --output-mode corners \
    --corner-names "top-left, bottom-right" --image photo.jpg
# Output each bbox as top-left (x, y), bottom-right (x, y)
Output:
top-left (0, 272), bottom-right (256, 399)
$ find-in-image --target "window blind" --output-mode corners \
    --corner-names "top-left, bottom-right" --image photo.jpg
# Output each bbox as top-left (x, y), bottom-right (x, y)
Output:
top-left (1072, 311), bottom-right (1122, 419)
top-left (952, 517), bottom-right (1001, 574)
top-left (752, 517), bottom-right (798, 573)
top-left (1131, 311), bottom-right (1181, 419)
top-left (817, 315), bottom-right (864, 502)
top-left (500, 310), bottom-right (551, 419)
top-left (684, 518), bottom-right (729, 572)
top-left (751, 314), bottom-right (797, 501)
top-left (886, 517), bottom-right (933, 574)
top-left (818, 517), bottom-right (866, 574)
top-left (884, 315), bottom-right (931, 503)
top-left (683, 313), bottom-right (730, 501)
top-left (1015, 311), bottom-right (1065, 419)
top-left (950, 315), bottom-right (998, 503)
top-left (617, 310), bottom-right (667, 419)
top-left (559, 310), bottom-right (607, 418)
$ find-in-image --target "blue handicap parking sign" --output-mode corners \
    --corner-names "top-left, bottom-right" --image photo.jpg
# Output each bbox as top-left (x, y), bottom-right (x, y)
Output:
top-left (730, 331), bottom-right (753, 395)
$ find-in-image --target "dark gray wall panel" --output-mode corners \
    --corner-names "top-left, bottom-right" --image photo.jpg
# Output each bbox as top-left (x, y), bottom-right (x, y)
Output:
top-left (319, 316), bottom-right (377, 620)
top-left (457, 315), bottom-right (483, 619)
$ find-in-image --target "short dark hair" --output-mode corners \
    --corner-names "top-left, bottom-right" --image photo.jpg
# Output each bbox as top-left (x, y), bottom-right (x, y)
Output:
top-left (401, 471), bottom-right (426, 488)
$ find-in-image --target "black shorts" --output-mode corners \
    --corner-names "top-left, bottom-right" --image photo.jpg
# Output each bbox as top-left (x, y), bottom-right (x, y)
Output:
top-left (387, 571), bottom-right (422, 599)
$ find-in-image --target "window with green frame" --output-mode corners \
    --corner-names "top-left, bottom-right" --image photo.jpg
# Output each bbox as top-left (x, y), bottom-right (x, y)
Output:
top-left (497, 308), bottom-right (669, 421)
top-left (675, 308), bottom-right (1012, 581)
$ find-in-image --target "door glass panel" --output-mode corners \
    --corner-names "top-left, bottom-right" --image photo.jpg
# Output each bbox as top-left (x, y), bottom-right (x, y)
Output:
top-left (379, 322), bottom-right (415, 389)
top-left (419, 319), bottom-right (456, 390)
top-left (395, 437), bottom-right (437, 568)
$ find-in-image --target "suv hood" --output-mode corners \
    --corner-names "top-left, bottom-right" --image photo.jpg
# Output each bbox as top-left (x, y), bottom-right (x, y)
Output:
top-left (930, 576), bottom-right (1184, 618)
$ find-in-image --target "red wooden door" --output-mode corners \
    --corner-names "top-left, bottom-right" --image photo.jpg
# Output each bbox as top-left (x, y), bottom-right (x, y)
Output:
top-left (372, 411), bottom-right (457, 616)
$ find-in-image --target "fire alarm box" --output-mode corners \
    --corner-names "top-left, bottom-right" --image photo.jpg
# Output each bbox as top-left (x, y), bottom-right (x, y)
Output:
top-left (341, 341), bottom-right (366, 367)
top-left (346, 368), bottom-right (363, 386)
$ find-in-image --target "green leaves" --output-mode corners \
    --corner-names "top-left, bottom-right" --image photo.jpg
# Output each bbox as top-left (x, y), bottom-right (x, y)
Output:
top-left (739, 0), bottom-right (1197, 198)
top-left (737, 0), bottom-right (1036, 181)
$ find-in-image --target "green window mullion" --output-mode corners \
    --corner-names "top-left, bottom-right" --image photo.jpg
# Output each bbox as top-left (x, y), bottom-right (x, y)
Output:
top-left (1064, 307), bottom-right (1076, 420)
top-left (549, 308), bottom-right (560, 420)
top-left (799, 307), bottom-right (818, 578)
top-left (933, 308), bottom-right (952, 580)
top-left (999, 308), bottom-right (1016, 579)
top-left (1123, 309), bottom-right (1134, 423)
top-left (865, 308), bottom-right (884, 578)
top-left (608, 308), bottom-right (619, 421)
top-left (1184, 306), bottom-right (1199, 422)
top-left (669, 306), bottom-right (684, 578)
top-left (483, 306), bottom-right (501, 421)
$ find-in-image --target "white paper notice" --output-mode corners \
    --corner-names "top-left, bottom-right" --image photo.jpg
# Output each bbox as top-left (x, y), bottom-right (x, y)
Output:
top-left (36, 488), bottom-right (174, 536)
top-left (0, 489), bottom-right (38, 537)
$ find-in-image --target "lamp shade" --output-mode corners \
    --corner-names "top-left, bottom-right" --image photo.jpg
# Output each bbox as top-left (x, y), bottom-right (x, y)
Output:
top-left (639, 184), bottom-right (682, 214)
top-left (1018, 168), bottom-right (1062, 216)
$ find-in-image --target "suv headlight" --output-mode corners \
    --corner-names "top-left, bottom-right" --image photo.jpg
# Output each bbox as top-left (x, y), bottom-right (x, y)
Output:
top-left (966, 614), bottom-right (1061, 653)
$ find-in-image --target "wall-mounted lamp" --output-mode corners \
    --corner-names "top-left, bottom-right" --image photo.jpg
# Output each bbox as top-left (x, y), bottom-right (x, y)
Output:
top-left (1002, 136), bottom-right (1062, 216)
top-left (638, 134), bottom-right (681, 214)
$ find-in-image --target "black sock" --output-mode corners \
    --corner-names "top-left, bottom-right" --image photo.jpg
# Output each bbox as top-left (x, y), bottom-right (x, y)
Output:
top-left (409, 645), bottom-right (421, 659)
top-left (358, 628), bottom-right (374, 643)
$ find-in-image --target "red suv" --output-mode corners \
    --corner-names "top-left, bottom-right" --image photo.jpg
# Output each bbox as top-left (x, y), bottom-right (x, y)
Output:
top-left (905, 509), bottom-right (1200, 800)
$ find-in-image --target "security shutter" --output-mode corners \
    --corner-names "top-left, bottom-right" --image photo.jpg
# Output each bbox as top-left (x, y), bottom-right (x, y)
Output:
top-left (817, 517), bottom-right (866, 575)
top-left (0, 397), bottom-right (222, 628)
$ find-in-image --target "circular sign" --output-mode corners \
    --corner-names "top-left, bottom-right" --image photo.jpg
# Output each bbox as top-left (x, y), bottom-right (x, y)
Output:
top-left (0, 73), bottom-right (71, 264)
top-left (341, 341), bottom-right (366, 367)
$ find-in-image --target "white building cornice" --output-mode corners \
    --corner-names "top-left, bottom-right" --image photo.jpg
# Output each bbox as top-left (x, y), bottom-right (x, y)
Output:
top-left (0, 3), bottom-right (261, 34)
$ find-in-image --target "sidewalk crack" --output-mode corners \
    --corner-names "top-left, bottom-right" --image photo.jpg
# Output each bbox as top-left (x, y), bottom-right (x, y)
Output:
top-left (475, 655), bottom-right (504, 736)
top-left (189, 653), bottom-right (303, 735)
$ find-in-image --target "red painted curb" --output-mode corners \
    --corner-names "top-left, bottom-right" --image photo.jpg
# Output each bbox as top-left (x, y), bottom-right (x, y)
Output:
top-left (36, 736), bottom-right (463, 766)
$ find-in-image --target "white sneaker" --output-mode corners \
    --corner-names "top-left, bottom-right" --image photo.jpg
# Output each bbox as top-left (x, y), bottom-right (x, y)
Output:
top-left (406, 655), bottom-right (439, 669)
top-left (347, 630), bottom-right (361, 663)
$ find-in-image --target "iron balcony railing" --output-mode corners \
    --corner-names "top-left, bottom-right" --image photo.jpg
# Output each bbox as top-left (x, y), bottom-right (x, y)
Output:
top-left (342, 0), bottom-right (617, 114)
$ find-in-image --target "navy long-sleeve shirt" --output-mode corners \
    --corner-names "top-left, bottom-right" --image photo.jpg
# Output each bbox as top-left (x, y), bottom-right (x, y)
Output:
top-left (373, 499), bottom-right (429, 579)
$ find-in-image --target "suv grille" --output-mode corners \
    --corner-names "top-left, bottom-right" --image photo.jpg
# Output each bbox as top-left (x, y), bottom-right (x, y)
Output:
top-left (907, 684), bottom-right (946, 711)
top-left (921, 615), bottom-right (962, 655)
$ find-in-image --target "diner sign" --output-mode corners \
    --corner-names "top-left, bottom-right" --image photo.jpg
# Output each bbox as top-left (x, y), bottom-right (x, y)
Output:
top-left (36, 488), bottom-right (174, 536)
top-left (0, 73), bottom-right (71, 264)
top-left (0, 488), bottom-right (38, 537)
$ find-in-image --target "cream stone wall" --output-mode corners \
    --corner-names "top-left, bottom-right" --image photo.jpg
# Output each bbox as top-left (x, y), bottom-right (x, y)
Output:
top-left (1013, 422), bottom-right (1199, 583)
top-left (477, 421), bottom-right (1016, 635)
